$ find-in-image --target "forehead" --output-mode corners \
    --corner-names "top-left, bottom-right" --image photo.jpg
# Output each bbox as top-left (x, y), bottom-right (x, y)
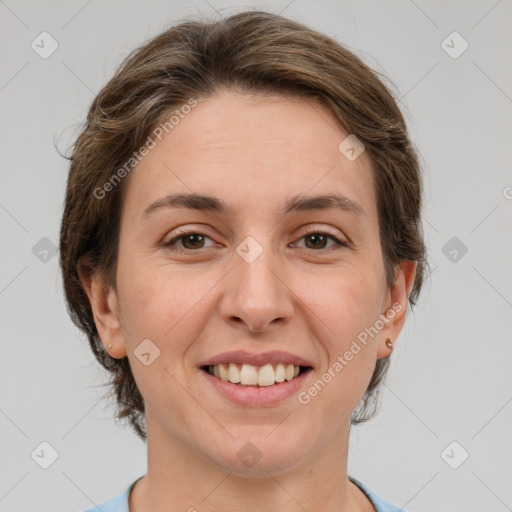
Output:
top-left (122, 91), bottom-right (377, 223)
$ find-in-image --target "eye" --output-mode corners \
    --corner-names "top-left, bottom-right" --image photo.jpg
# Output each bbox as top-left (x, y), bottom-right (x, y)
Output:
top-left (162, 231), bottom-right (217, 252)
top-left (162, 229), bottom-right (348, 253)
top-left (293, 230), bottom-right (348, 251)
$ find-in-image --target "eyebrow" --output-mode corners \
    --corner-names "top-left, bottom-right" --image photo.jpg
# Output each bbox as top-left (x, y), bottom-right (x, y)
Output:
top-left (142, 192), bottom-right (365, 219)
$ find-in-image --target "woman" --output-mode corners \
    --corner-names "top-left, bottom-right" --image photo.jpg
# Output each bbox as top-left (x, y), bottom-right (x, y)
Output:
top-left (60, 10), bottom-right (426, 512)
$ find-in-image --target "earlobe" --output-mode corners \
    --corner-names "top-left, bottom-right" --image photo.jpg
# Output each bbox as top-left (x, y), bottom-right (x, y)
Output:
top-left (77, 260), bottom-right (127, 358)
top-left (376, 260), bottom-right (417, 359)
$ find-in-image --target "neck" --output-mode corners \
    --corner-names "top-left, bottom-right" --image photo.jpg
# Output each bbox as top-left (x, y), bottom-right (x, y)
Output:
top-left (129, 410), bottom-right (373, 512)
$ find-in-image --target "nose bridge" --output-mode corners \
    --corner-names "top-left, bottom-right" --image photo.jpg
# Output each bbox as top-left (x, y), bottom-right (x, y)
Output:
top-left (220, 231), bottom-right (294, 332)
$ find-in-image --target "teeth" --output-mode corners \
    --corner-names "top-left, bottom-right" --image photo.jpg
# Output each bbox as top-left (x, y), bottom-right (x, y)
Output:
top-left (207, 362), bottom-right (304, 386)
top-left (275, 363), bottom-right (286, 383)
top-left (218, 364), bottom-right (229, 381)
top-left (240, 364), bottom-right (258, 385)
top-left (257, 364), bottom-right (274, 387)
top-left (285, 363), bottom-right (294, 381)
top-left (228, 363), bottom-right (241, 383)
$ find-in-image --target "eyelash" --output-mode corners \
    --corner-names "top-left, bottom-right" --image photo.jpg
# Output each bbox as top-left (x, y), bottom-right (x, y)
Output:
top-left (162, 228), bottom-right (348, 253)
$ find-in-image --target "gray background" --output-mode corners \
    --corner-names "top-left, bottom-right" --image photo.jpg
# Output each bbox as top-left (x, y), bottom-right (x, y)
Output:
top-left (1, 1), bottom-right (511, 511)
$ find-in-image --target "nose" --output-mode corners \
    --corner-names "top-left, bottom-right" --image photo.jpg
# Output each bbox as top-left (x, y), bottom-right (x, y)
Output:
top-left (219, 241), bottom-right (294, 334)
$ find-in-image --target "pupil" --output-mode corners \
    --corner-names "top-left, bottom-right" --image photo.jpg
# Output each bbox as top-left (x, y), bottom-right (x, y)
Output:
top-left (184, 234), bottom-right (204, 249)
top-left (306, 233), bottom-right (326, 249)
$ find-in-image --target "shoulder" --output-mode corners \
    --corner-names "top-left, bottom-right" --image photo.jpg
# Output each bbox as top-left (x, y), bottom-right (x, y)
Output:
top-left (349, 476), bottom-right (405, 512)
top-left (80, 477), bottom-right (142, 512)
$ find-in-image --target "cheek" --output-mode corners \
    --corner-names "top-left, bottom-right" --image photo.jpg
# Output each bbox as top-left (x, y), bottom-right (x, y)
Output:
top-left (317, 267), bottom-right (384, 339)
top-left (115, 259), bottom-right (211, 410)
top-left (116, 253), bottom-right (210, 346)
top-left (311, 269), bottom-right (383, 389)
top-left (299, 275), bottom-right (382, 420)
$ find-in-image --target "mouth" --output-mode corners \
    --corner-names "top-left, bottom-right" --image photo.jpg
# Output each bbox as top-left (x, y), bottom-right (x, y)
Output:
top-left (200, 363), bottom-right (313, 387)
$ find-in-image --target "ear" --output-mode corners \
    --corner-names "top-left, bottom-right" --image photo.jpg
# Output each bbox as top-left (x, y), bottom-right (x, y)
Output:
top-left (376, 260), bottom-right (417, 359)
top-left (77, 259), bottom-right (127, 359)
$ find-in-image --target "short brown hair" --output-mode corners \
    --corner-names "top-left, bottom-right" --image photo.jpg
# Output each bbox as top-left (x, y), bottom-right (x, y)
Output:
top-left (59, 10), bottom-right (427, 441)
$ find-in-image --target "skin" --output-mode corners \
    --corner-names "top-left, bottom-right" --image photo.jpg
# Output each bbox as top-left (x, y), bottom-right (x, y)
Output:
top-left (81, 90), bottom-right (416, 512)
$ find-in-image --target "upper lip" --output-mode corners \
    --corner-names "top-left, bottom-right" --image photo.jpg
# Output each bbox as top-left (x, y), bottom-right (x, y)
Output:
top-left (198, 350), bottom-right (314, 368)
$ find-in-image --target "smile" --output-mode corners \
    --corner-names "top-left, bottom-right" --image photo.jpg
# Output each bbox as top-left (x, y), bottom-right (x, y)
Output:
top-left (202, 363), bottom-right (312, 387)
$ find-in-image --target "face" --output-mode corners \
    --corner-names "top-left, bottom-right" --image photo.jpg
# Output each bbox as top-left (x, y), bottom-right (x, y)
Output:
top-left (85, 90), bottom-right (414, 476)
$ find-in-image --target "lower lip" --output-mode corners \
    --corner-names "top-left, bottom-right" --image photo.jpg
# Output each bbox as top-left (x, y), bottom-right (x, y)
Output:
top-left (200, 368), bottom-right (312, 407)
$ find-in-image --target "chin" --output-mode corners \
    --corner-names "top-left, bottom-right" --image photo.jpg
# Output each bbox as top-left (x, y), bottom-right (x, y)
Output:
top-left (206, 435), bottom-right (308, 477)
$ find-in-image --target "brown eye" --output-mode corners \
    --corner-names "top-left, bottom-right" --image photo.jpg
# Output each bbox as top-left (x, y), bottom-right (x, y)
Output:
top-left (295, 232), bottom-right (347, 250)
top-left (163, 232), bottom-right (215, 251)
top-left (180, 233), bottom-right (206, 249)
top-left (305, 233), bottom-right (329, 249)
